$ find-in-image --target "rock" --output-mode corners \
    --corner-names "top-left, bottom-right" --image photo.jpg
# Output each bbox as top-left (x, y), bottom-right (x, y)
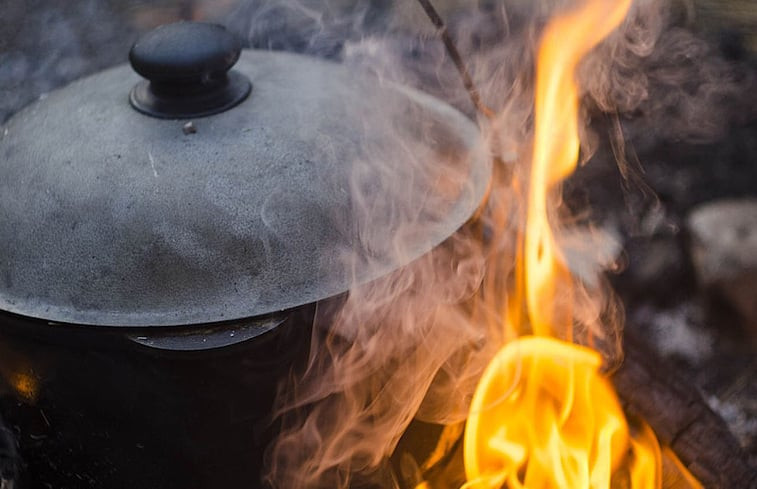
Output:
top-left (687, 199), bottom-right (757, 330)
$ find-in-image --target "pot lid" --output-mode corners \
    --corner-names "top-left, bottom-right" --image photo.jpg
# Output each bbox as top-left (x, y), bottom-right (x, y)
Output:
top-left (0, 22), bottom-right (490, 327)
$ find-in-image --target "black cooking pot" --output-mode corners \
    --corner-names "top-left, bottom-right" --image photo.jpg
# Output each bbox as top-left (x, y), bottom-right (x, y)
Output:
top-left (0, 22), bottom-right (490, 488)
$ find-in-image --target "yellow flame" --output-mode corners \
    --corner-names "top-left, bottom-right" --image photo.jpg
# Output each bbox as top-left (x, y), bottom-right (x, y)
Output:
top-left (464, 337), bottom-right (639, 488)
top-left (525, 0), bottom-right (631, 337)
top-left (461, 1), bottom-right (701, 488)
top-left (660, 447), bottom-right (704, 489)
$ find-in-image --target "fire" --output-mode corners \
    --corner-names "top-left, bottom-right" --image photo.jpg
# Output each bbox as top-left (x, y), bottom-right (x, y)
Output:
top-left (464, 337), bottom-right (640, 488)
top-left (9, 371), bottom-right (39, 403)
top-left (461, 0), bottom-right (698, 488)
top-left (522, 0), bottom-right (632, 339)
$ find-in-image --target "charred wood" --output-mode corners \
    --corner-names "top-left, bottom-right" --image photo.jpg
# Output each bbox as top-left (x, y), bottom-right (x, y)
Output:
top-left (0, 414), bottom-right (17, 489)
top-left (612, 329), bottom-right (757, 489)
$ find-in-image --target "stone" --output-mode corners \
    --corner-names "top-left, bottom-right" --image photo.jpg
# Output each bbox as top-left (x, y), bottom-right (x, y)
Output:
top-left (687, 199), bottom-right (757, 329)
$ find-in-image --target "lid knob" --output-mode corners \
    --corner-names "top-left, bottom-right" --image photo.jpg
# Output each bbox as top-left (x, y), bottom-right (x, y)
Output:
top-left (129, 22), bottom-right (252, 119)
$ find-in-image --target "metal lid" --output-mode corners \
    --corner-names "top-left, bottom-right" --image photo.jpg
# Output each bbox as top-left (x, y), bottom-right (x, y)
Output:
top-left (0, 23), bottom-right (490, 327)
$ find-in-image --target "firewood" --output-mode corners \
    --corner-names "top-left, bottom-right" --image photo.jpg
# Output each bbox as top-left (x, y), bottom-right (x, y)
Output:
top-left (612, 329), bottom-right (757, 489)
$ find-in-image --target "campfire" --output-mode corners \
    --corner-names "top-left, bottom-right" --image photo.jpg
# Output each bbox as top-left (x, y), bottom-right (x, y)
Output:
top-left (0, 1), bottom-right (755, 489)
top-left (265, 1), bottom-right (757, 488)
top-left (463, 1), bottom-right (699, 487)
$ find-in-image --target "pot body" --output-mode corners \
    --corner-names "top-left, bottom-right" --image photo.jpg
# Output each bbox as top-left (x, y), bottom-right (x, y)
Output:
top-left (0, 304), bottom-right (314, 489)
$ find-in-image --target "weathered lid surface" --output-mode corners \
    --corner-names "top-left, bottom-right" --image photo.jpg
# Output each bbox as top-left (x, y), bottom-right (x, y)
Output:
top-left (0, 37), bottom-right (490, 327)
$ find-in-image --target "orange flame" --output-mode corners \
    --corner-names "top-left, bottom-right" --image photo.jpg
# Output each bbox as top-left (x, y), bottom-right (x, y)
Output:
top-left (464, 337), bottom-right (641, 488)
top-left (523, 0), bottom-right (631, 339)
top-left (461, 1), bottom-right (701, 488)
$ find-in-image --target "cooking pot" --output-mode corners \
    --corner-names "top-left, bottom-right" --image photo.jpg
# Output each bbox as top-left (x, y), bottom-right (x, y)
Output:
top-left (0, 21), bottom-right (490, 488)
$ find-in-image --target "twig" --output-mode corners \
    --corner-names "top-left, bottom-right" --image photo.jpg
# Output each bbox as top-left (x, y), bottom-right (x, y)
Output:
top-left (414, 0), bottom-right (493, 119)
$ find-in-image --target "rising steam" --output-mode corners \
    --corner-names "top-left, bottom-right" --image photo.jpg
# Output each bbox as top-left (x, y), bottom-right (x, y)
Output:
top-left (248, 1), bottom-right (752, 488)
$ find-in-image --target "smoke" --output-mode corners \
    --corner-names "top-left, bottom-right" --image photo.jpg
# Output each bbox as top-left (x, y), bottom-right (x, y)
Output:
top-left (581, 0), bottom-right (755, 143)
top-left (247, 0), bottom-right (756, 487)
top-left (266, 236), bottom-right (497, 488)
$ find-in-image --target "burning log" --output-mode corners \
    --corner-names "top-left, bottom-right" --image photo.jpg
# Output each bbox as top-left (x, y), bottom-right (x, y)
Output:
top-left (393, 330), bottom-right (757, 489)
top-left (612, 329), bottom-right (757, 489)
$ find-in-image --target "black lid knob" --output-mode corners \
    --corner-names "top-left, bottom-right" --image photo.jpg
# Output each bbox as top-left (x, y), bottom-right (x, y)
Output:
top-left (129, 22), bottom-right (252, 119)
